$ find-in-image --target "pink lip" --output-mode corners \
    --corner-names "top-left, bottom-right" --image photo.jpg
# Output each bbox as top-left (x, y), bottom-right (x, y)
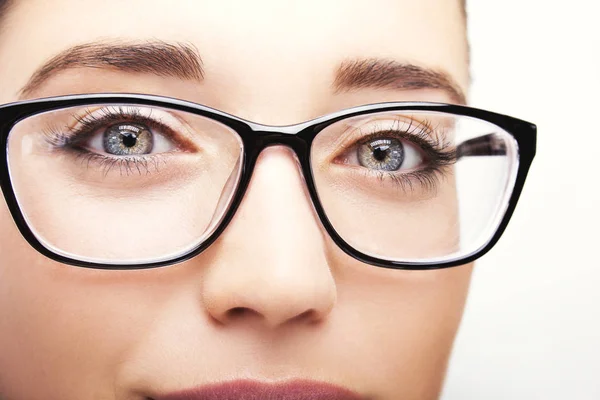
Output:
top-left (153, 379), bottom-right (365, 400)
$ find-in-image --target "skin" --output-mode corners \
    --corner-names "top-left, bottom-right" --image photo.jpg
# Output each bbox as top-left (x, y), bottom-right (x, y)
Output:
top-left (0, 0), bottom-right (473, 399)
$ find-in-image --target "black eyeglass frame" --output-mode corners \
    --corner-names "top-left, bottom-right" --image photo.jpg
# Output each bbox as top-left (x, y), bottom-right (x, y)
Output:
top-left (0, 93), bottom-right (536, 270)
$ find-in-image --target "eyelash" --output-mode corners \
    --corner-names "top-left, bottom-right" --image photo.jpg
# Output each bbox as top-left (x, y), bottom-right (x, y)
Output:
top-left (343, 118), bottom-right (457, 193)
top-left (42, 109), bottom-right (456, 188)
top-left (43, 107), bottom-right (181, 176)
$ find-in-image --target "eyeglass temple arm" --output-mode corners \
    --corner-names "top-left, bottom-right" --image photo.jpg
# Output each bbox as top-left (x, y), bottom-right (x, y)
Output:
top-left (456, 133), bottom-right (507, 159)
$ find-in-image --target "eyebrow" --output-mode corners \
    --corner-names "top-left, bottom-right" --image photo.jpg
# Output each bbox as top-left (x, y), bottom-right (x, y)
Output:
top-left (19, 41), bottom-right (466, 105)
top-left (333, 58), bottom-right (467, 104)
top-left (19, 40), bottom-right (204, 97)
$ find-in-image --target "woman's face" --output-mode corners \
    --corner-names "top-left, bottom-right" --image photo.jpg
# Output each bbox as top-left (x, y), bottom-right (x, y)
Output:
top-left (0, 1), bottom-right (472, 399)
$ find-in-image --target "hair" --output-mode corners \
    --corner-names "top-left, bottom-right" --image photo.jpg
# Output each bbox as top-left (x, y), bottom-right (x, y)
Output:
top-left (0, 0), bottom-right (9, 29)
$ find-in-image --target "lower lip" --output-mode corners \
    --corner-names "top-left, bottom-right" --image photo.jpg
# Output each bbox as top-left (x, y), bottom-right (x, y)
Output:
top-left (154, 379), bottom-right (365, 400)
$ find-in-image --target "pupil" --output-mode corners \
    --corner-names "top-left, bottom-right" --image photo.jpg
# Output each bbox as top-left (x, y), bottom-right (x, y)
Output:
top-left (372, 146), bottom-right (388, 161)
top-left (121, 133), bottom-right (137, 148)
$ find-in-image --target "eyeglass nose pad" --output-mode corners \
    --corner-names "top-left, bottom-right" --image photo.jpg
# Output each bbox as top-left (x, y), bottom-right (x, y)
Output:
top-left (204, 153), bottom-right (243, 235)
top-left (203, 145), bottom-right (316, 238)
top-left (289, 148), bottom-right (318, 213)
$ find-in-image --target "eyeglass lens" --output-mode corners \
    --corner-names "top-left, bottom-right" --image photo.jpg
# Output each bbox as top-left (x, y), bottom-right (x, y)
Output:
top-left (6, 104), bottom-right (519, 265)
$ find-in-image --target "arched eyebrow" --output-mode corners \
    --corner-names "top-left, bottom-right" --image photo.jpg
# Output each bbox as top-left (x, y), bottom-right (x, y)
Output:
top-left (19, 40), bottom-right (205, 98)
top-left (333, 58), bottom-right (466, 105)
top-left (19, 41), bottom-right (466, 105)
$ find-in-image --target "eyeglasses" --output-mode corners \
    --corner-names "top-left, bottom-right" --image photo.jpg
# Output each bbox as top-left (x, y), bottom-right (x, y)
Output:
top-left (0, 94), bottom-right (536, 270)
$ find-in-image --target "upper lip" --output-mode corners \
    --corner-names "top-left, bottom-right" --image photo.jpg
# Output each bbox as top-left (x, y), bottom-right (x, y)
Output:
top-left (152, 379), bottom-right (366, 400)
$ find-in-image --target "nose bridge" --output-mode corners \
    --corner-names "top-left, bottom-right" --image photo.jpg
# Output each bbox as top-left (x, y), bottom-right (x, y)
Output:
top-left (200, 145), bottom-right (337, 328)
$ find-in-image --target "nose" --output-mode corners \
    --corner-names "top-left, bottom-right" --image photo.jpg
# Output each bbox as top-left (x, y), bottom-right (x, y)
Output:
top-left (201, 146), bottom-right (337, 328)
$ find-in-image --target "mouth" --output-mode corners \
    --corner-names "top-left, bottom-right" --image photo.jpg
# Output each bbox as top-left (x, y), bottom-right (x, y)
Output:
top-left (151, 379), bottom-right (366, 400)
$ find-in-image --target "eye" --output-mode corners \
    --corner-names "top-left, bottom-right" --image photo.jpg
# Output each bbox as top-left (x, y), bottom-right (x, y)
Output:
top-left (87, 122), bottom-right (176, 156)
top-left (353, 135), bottom-right (424, 172)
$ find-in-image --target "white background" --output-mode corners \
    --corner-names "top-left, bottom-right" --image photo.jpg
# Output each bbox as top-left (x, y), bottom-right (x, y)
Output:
top-left (441, 1), bottom-right (600, 399)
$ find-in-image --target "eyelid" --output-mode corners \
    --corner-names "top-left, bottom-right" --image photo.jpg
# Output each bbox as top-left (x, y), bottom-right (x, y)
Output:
top-left (66, 106), bottom-right (199, 152)
top-left (324, 116), bottom-right (437, 162)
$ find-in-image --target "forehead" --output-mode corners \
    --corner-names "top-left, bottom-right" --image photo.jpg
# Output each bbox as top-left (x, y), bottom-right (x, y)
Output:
top-left (0, 0), bottom-right (468, 114)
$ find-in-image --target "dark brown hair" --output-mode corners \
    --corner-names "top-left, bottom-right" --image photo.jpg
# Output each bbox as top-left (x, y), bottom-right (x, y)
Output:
top-left (0, 0), bottom-right (10, 26)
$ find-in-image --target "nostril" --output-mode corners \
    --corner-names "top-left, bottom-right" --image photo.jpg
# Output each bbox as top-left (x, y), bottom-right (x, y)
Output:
top-left (226, 307), bottom-right (259, 320)
top-left (288, 309), bottom-right (319, 325)
top-left (228, 307), bottom-right (247, 317)
top-left (221, 307), bottom-right (319, 326)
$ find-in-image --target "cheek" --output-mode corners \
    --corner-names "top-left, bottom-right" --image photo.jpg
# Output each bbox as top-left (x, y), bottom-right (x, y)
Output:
top-left (0, 186), bottom-right (473, 400)
top-left (329, 254), bottom-right (473, 397)
top-left (0, 203), bottom-right (176, 399)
